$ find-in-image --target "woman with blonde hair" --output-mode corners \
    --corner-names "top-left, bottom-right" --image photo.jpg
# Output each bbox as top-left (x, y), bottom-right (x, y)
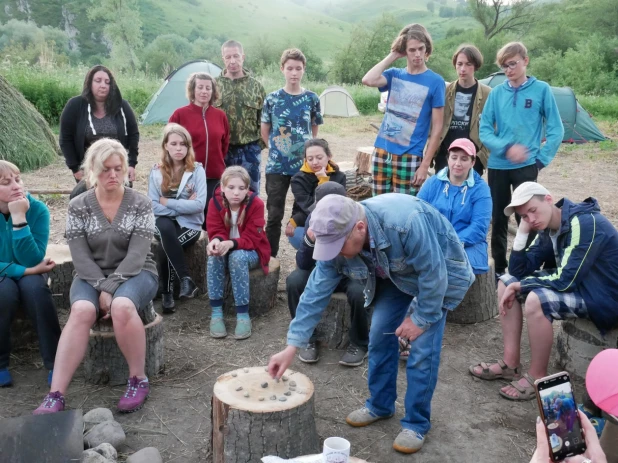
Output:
top-left (169, 72), bottom-right (230, 228)
top-left (148, 123), bottom-right (207, 313)
top-left (206, 166), bottom-right (271, 340)
top-left (34, 138), bottom-right (158, 415)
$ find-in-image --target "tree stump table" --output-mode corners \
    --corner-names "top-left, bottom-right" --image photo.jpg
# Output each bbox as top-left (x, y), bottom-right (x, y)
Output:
top-left (83, 303), bottom-right (164, 385)
top-left (151, 234), bottom-right (209, 297)
top-left (211, 367), bottom-right (319, 462)
top-left (448, 258), bottom-right (498, 324)
top-left (555, 318), bottom-right (618, 378)
top-left (223, 258), bottom-right (280, 317)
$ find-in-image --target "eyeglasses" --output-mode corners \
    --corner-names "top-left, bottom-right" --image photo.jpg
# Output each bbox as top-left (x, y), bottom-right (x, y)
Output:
top-left (499, 60), bottom-right (522, 71)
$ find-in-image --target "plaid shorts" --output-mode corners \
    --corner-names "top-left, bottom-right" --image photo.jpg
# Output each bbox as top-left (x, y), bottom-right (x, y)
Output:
top-left (500, 272), bottom-right (588, 322)
top-left (372, 148), bottom-right (422, 196)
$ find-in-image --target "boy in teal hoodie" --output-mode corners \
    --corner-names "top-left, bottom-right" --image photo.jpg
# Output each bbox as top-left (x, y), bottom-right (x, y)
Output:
top-left (479, 42), bottom-right (563, 275)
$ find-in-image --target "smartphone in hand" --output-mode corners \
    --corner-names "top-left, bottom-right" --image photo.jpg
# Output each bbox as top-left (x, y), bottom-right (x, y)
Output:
top-left (535, 372), bottom-right (587, 461)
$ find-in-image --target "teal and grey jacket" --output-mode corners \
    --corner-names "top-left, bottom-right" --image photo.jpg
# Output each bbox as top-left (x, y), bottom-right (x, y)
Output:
top-left (509, 197), bottom-right (618, 331)
top-left (286, 193), bottom-right (475, 348)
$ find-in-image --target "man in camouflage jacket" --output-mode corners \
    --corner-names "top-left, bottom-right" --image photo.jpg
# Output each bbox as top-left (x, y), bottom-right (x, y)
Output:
top-left (216, 40), bottom-right (266, 194)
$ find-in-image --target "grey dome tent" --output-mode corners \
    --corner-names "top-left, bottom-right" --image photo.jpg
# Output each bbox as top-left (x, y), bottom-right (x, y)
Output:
top-left (479, 72), bottom-right (607, 143)
top-left (141, 60), bottom-right (222, 124)
top-left (319, 85), bottom-right (360, 117)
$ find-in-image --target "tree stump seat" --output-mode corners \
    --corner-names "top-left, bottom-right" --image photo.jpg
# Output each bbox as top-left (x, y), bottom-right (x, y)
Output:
top-left (447, 258), bottom-right (498, 324)
top-left (47, 244), bottom-right (76, 314)
top-left (555, 318), bottom-right (618, 379)
top-left (84, 302), bottom-right (164, 385)
top-left (222, 258), bottom-right (280, 317)
top-left (314, 292), bottom-right (372, 349)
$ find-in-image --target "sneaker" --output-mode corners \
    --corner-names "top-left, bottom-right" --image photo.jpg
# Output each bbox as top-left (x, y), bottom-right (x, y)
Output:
top-left (179, 277), bottom-right (198, 299)
top-left (339, 344), bottom-right (368, 367)
top-left (117, 376), bottom-right (149, 413)
top-left (346, 406), bottom-right (393, 427)
top-left (162, 292), bottom-right (175, 314)
top-left (299, 342), bottom-right (320, 364)
top-left (234, 318), bottom-right (252, 340)
top-left (33, 391), bottom-right (65, 415)
top-left (393, 429), bottom-right (425, 454)
top-left (0, 368), bottom-right (13, 387)
top-left (47, 370), bottom-right (53, 387)
top-left (210, 317), bottom-right (227, 338)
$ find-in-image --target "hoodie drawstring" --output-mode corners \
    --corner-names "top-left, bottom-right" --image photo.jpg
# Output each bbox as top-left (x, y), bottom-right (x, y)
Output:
top-left (461, 185), bottom-right (468, 205)
top-left (87, 104), bottom-right (96, 135)
top-left (121, 108), bottom-right (128, 136)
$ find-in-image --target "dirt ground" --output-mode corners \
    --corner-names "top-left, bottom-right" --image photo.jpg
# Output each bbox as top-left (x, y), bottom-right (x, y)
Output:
top-left (2, 117), bottom-right (617, 462)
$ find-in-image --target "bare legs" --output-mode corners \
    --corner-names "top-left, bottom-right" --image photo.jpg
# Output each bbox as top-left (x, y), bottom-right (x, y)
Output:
top-left (49, 297), bottom-right (146, 395)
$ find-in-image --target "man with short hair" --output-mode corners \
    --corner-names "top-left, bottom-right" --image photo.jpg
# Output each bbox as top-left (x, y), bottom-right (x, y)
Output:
top-left (269, 193), bottom-right (475, 454)
top-left (216, 39), bottom-right (266, 194)
top-left (470, 182), bottom-right (618, 401)
top-left (479, 42), bottom-right (564, 276)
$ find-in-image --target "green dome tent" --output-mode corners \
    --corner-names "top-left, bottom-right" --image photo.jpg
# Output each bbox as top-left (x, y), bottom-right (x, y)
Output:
top-left (141, 60), bottom-right (222, 125)
top-left (479, 72), bottom-right (607, 144)
top-left (319, 86), bottom-right (360, 117)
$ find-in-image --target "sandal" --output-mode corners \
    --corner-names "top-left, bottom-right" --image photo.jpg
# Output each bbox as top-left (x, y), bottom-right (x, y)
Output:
top-left (399, 337), bottom-right (410, 361)
top-left (499, 373), bottom-right (537, 401)
top-left (469, 360), bottom-right (522, 381)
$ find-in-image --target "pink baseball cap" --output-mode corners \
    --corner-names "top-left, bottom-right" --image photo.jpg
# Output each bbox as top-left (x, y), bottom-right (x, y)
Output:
top-left (309, 195), bottom-right (362, 261)
top-left (586, 349), bottom-right (618, 416)
top-left (448, 138), bottom-right (476, 158)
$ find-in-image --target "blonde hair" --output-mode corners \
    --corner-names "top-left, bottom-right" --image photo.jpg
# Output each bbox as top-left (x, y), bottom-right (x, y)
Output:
top-left (186, 72), bottom-right (219, 105)
top-left (280, 48), bottom-right (306, 67)
top-left (220, 166), bottom-right (251, 229)
top-left (391, 24), bottom-right (433, 57)
top-left (496, 42), bottom-right (528, 66)
top-left (160, 123), bottom-right (196, 194)
top-left (0, 160), bottom-right (20, 179)
top-left (82, 138), bottom-right (128, 188)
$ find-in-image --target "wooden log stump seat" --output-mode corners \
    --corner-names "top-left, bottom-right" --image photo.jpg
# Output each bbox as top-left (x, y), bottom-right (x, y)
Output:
top-left (47, 244), bottom-right (75, 313)
top-left (10, 308), bottom-right (38, 351)
top-left (150, 234), bottom-right (209, 297)
top-left (355, 146), bottom-right (373, 175)
top-left (555, 318), bottom-right (618, 379)
top-left (211, 367), bottom-right (319, 462)
top-left (222, 258), bottom-right (280, 317)
top-left (313, 292), bottom-right (372, 349)
top-left (83, 304), bottom-right (164, 385)
top-left (448, 258), bottom-right (498, 324)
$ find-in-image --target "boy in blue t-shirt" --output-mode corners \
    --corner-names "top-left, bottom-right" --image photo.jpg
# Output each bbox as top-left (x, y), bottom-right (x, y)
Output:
top-left (362, 23), bottom-right (445, 196)
top-left (261, 48), bottom-right (323, 257)
top-left (479, 42), bottom-right (563, 275)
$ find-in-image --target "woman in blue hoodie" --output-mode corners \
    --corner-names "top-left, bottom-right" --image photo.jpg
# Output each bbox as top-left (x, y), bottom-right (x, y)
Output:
top-left (418, 138), bottom-right (492, 274)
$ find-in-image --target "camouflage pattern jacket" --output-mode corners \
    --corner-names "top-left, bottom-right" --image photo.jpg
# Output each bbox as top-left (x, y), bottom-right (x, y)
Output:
top-left (215, 69), bottom-right (266, 146)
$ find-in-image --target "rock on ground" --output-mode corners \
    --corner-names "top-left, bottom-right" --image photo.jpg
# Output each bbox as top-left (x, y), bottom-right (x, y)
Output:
top-left (84, 408), bottom-right (114, 432)
top-left (84, 421), bottom-right (126, 449)
top-left (91, 443), bottom-right (117, 461)
top-left (81, 449), bottom-right (113, 463)
top-left (126, 447), bottom-right (163, 463)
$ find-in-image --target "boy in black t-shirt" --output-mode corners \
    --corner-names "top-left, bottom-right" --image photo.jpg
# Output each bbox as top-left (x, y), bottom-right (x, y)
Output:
top-left (434, 44), bottom-right (492, 175)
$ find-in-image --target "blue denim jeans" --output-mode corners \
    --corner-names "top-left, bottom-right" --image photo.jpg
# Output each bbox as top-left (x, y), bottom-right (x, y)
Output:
top-left (226, 142), bottom-right (262, 194)
top-left (287, 226), bottom-right (305, 250)
top-left (365, 278), bottom-right (447, 436)
top-left (207, 250), bottom-right (260, 307)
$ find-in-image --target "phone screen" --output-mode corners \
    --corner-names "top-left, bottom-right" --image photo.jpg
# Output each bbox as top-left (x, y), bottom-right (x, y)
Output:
top-left (537, 375), bottom-right (586, 461)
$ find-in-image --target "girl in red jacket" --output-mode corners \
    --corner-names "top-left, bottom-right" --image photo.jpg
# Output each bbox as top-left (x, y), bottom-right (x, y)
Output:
top-left (206, 166), bottom-right (271, 339)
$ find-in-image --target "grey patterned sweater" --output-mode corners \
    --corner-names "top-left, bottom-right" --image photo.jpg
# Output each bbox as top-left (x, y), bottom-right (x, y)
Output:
top-left (66, 188), bottom-right (157, 294)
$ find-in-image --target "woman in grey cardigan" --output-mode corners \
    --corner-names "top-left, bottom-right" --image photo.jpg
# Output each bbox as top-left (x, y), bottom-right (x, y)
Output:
top-left (34, 138), bottom-right (158, 416)
top-left (148, 123), bottom-right (207, 313)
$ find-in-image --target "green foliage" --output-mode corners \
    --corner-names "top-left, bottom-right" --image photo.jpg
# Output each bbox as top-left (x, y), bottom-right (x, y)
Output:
top-left (578, 95), bottom-right (618, 121)
top-left (427, 2), bottom-right (435, 13)
top-left (141, 34), bottom-right (193, 76)
top-left (0, 19), bottom-right (71, 64)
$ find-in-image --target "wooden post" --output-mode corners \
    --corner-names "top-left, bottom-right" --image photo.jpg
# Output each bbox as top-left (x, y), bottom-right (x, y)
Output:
top-left (83, 311), bottom-right (164, 385)
top-left (448, 259), bottom-right (498, 324)
top-left (223, 258), bottom-right (280, 317)
top-left (210, 367), bottom-right (319, 462)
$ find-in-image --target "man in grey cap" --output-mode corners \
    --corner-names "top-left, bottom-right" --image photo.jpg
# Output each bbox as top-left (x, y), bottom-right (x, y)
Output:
top-left (269, 193), bottom-right (475, 454)
top-left (470, 182), bottom-right (618, 402)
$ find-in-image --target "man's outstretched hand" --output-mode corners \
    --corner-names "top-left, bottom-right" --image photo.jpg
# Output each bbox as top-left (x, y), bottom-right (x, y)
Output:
top-left (268, 345), bottom-right (297, 380)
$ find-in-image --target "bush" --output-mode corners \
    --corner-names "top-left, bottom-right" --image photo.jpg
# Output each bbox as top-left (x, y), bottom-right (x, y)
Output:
top-left (578, 95), bottom-right (618, 120)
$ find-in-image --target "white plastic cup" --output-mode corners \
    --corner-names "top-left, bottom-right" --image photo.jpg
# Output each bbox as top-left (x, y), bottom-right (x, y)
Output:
top-left (323, 437), bottom-right (350, 463)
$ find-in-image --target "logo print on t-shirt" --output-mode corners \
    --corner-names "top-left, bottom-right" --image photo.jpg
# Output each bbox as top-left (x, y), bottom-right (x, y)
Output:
top-left (383, 78), bottom-right (429, 147)
top-left (525, 99), bottom-right (533, 108)
top-left (454, 92), bottom-right (472, 120)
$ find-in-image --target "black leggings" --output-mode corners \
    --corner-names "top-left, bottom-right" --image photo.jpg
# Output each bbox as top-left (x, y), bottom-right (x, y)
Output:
top-left (154, 217), bottom-right (201, 292)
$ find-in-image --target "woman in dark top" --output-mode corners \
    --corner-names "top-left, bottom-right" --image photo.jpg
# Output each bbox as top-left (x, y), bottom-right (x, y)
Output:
top-left (59, 65), bottom-right (139, 197)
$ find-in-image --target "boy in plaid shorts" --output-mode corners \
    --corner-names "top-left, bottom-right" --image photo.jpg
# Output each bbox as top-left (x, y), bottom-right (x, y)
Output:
top-left (362, 24), bottom-right (445, 196)
top-left (470, 182), bottom-right (618, 401)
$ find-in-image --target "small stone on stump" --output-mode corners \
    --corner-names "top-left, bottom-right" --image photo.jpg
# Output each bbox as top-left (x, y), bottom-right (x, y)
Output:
top-left (83, 313), bottom-right (164, 385)
top-left (448, 259), bottom-right (498, 324)
top-left (223, 258), bottom-right (280, 317)
top-left (555, 318), bottom-right (618, 378)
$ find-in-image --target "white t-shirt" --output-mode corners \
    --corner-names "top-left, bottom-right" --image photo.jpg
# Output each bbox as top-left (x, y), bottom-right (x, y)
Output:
top-left (230, 210), bottom-right (240, 239)
top-left (549, 229), bottom-right (559, 260)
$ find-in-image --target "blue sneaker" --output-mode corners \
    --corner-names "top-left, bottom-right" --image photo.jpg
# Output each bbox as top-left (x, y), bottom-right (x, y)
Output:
top-left (0, 368), bottom-right (13, 387)
top-left (48, 370), bottom-right (53, 387)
